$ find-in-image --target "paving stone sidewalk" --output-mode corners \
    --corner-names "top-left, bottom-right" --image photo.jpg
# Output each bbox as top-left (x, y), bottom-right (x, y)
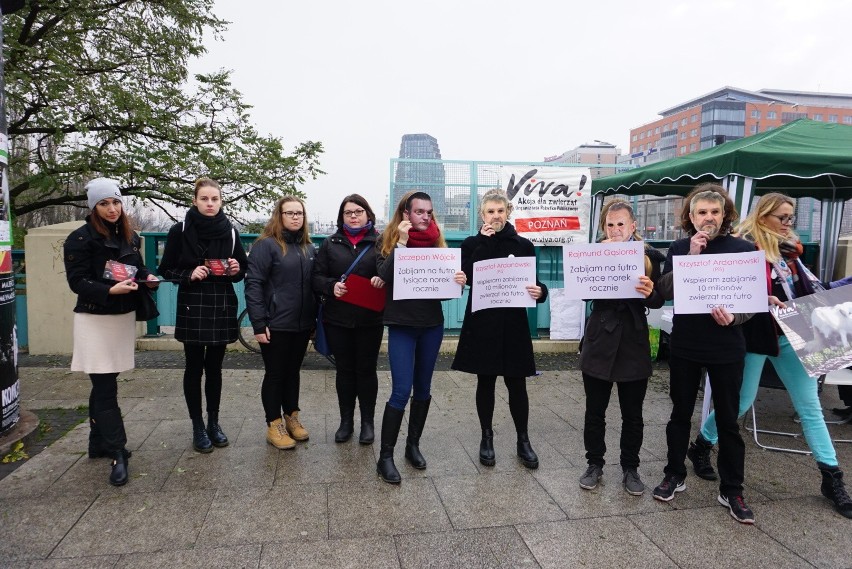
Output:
top-left (1, 360), bottom-right (851, 568)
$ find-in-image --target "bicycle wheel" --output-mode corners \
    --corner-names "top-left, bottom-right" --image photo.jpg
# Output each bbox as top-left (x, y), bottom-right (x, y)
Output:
top-left (237, 308), bottom-right (261, 353)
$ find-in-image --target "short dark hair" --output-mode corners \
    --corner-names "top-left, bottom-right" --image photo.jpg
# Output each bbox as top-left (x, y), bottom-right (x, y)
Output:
top-left (336, 194), bottom-right (376, 229)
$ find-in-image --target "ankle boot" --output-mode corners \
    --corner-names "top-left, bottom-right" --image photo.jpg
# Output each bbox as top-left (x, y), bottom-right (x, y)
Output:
top-left (97, 408), bottom-right (130, 486)
top-left (335, 406), bottom-right (355, 443)
top-left (377, 403), bottom-right (405, 484)
top-left (819, 463), bottom-right (852, 519)
top-left (517, 432), bottom-right (539, 469)
top-left (479, 428), bottom-right (495, 466)
top-left (405, 397), bottom-right (431, 469)
top-left (206, 412), bottom-right (229, 448)
top-left (687, 433), bottom-right (717, 481)
top-left (192, 418), bottom-right (213, 453)
top-left (359, 406), bottom-right (375, 445)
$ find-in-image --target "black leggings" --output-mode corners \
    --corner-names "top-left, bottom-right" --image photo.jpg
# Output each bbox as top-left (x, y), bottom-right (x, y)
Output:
top-left (259, 330), bottom-right (311, 423)
top-left (475, 375), bottom-right (529, 434)
top-left (89, 373), bottom-right (119, 418)
top-left (183, 344), bottom-right (227, 422)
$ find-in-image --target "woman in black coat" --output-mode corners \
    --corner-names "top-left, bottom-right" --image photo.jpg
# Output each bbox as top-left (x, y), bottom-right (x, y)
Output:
top-left (577, 199), bottom-right (664, 496)
top-left (244, 195), bottom-right (316, 449)
top-left (312, 194), bottom-right (385, 445)
top-left (64, 178), bottom-right (159, 486)
top-left (158, 178), bottom-right (247, 453)
top-left (451, 189), bottom-right (548, 469)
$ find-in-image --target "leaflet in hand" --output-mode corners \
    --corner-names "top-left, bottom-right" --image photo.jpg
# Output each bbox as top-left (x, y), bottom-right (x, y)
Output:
top-left (205, 259), bottom-right (230, 276)
top-left (103, 260), bottom-right (138, 281)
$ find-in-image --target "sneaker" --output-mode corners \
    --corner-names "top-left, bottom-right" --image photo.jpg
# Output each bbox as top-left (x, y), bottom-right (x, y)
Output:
top-left (686, 438), bottom-right (717, 481)
top-left (284, 411), bottom-right (309, 441)
top-left (652, 474), bottom-right (686, 502)
top-left (579, 464), bottom-right (603, 490)
top-left (718, 494), bottom-right (755, 524)
top-left (623, 468), bottom-right (645, 496)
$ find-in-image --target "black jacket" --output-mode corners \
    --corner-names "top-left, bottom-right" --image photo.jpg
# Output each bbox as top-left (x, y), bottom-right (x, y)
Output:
top-left (376, 247), bottom-right (445, 328)
top-left (64, 218), bottom-right (153, 315)
top-left (244, 235), bottom-right (317, 333)
top-left (158, 220), bottom-right (247, 345)
top-left (579, 246), bottom-right (665, 382)
top-left (451, 223), bottom-right (548, 377)
top-left (312, 229), bottom-right (383, 328)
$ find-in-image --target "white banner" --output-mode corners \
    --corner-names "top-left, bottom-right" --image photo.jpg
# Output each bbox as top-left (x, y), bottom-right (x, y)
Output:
top-left (499, 165), bottom-right (591, 246)
top-left (562, 242), bottom-right (645, 300)
top-left (672, 251), bottom-right (768, 314)
top-left (471, 257), bottom-right (537, 312)
top-left (392, 248), bottom-right (462, 300)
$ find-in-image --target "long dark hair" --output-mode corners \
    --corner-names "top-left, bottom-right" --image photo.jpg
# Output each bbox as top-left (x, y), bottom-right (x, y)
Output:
top-left (90, 205), bottom-right (134, 243)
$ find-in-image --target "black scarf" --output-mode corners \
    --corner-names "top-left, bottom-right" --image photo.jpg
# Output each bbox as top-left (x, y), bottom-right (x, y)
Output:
top-left (181, 207), bottom-right (234, 265)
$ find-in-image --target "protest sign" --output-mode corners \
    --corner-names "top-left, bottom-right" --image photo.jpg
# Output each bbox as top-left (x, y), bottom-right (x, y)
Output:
top-left (772, 285), bottom-right (852, 376)
top-left (562, 242), bottom-right (645, 300)
top-left (672, 251), bottom-right (768, 314)
top-left (393, 248), bottom-right (462, 300)
top-left (471, 257), bottom-right (536, 312)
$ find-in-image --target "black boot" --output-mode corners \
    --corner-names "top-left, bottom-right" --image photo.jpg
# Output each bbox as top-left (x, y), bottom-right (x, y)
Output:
top-left (819, 463), bottom-right (852, 519)
top-left (97, 408), bottom-right (129, 486)
top-left (359, 406), bottom-right (375, 445)
top-left (377, 404), bottom-right (404, 484)
top-left (517, 432), bottom-right (539, 469)
top-left (479, 428), bottom-right (495, 466)
top-left (192, 418), bottom-right (213, 453)
top-left (206, 412), bottom-right (229, 448)
top-left (405, 397), bottom-right (431, 469)
top-left (687, 433), bottom-right (717, 481)
top-left (335, 406), bottom-right (355, 443)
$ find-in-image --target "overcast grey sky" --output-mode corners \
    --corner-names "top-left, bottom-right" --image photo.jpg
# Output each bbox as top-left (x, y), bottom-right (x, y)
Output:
top-left (190, 0), bottom-right (852, 222)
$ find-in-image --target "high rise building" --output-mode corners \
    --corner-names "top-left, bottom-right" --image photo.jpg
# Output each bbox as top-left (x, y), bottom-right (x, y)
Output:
top-left (392, 133), bottom-right (445, 216)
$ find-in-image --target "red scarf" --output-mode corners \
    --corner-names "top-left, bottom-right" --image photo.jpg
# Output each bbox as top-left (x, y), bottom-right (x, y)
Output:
top-left (406, 220), bottom-right (440, 248)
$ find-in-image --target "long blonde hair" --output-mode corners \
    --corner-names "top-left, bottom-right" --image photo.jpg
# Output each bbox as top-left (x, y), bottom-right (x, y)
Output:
top-left (735, 193), bottom-right (797, 263)
top-left (256, 196), bottom-right (312, 254)
top-left (380, 191), bottom-right (446, 256)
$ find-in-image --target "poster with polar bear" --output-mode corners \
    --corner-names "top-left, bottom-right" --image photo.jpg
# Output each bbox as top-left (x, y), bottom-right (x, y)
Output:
top-left (771, 285), bottom-right (852, 376)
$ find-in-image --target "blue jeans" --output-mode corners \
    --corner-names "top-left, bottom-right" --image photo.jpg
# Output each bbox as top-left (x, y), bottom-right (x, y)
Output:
top-left (386, 325), bottom-right (444, 410)
top-left (700, 336), bottom-right (837, 466)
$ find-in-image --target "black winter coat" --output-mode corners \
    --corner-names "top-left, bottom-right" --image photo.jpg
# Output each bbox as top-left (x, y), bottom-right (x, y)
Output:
top-left (244, 235), bottom-right (317, 334)
top-left (312, 229), bottom-right (383, 328)
top-left (157, 219), bottom-right (247, 345)
top-left (451, 223), bottom-right (548, 377)
top-left (578, 246), bottom-right (665, 382)
top-left (64, 218), bottom-right (153, 315)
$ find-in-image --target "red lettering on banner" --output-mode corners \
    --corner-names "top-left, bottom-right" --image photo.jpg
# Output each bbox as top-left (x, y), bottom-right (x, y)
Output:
top-left (515, 216), bottom-right (580, 232)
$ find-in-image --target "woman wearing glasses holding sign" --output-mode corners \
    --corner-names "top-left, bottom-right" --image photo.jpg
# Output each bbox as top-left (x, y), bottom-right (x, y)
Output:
top-left (159, 178), bottom-right (248, 453)
top-left (374, 191), bottom-right (467, 483)
top-left (245, 196), bottom-right (316, 449)
top-left (312, 195), bottom-right (385, 445)
top-left (64, 178), bottom-right (159, 486)
top-left (452, 189), bottom-right (548, 469)
top-left (689, 193), bottom-right (852, 518)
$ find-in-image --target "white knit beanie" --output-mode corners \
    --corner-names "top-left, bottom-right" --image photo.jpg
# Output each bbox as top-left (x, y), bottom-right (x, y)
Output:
top-left (86, 178), bottom-right (123, 209)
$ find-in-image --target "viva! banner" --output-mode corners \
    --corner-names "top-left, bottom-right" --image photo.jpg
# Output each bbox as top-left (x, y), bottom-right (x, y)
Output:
top-left (499, 165), bottom-right (591, 246)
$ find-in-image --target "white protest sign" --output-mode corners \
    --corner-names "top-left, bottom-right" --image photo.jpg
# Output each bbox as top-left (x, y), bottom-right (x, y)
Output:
top-left (393, 248), bottom-right (462, 300)
top-left (672, 250), bottom-right (768, 314)
top-left (562, 242), bottom-right (645, 300)
top-left (471, 257), bottom-right (537, 312)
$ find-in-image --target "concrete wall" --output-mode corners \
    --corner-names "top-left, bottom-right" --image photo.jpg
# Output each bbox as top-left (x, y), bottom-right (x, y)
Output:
top-left (24, 221), bottom-right (148, 355)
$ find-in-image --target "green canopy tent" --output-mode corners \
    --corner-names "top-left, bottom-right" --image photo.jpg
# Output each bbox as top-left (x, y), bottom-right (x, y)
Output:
top-left (592, 119), bottom-right (852, 280)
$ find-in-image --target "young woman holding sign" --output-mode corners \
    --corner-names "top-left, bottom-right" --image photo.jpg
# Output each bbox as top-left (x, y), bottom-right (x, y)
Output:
top-left (452, 189), bottom-right (548, 469)
top-left (158, 177), bottom-right (248, 453)
top-left (312, 194), bottom-right (385, 445)
top-left (374, 191), bottom-right (466, 484)
top-left (577, 199), bottom-right (664, 496)
top-left (689, 192), bottom-right (852, 518)
top-left (64, 178), bottom-right (159, 486)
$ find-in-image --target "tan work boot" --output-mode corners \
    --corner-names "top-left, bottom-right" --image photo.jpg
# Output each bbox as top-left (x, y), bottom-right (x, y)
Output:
top-left (266, 418), bottom-right (296, 449)
top-left (284, 411), bottom-right (310, 441)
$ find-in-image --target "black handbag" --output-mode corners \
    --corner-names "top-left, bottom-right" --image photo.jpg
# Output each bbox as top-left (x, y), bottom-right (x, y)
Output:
top-left (135, 285), bottom-right (160, 321)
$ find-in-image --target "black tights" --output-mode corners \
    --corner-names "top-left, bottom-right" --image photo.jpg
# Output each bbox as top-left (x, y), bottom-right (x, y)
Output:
top-left (89, 373), bottom-right (119, 418)
top-left (475, 375), bottom-right (529, 434)
top-left (183, 344), bottom-right (226, 422)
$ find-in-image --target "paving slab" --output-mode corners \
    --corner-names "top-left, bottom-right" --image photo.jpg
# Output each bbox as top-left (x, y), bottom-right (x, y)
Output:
top-left (0, 494), bottom-right (94, 564)
top-left (119, 543), bottom-right (262, 569)
top-left (395, 526), bottom-right (539, 568)
top-left (260, 537), bottom-right (400, 569)
top-left (273, 440), bottom-right (378, 484)
top-left (162, 444), bottom-right (278, 491)
top-left (27, 555), bottom-right (120, 569)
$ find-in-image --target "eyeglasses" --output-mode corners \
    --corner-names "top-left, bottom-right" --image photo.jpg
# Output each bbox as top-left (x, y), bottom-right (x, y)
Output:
top-left (343, 208), bottom-right (366, 217)
top-left (769, 214), bottom-right (796, 225)
top-left (281, 211), bottom-right (305, 218)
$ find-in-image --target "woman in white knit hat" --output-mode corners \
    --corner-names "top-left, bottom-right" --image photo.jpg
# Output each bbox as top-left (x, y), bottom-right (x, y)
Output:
top-left (63, 178), bottom-right (159, 486)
